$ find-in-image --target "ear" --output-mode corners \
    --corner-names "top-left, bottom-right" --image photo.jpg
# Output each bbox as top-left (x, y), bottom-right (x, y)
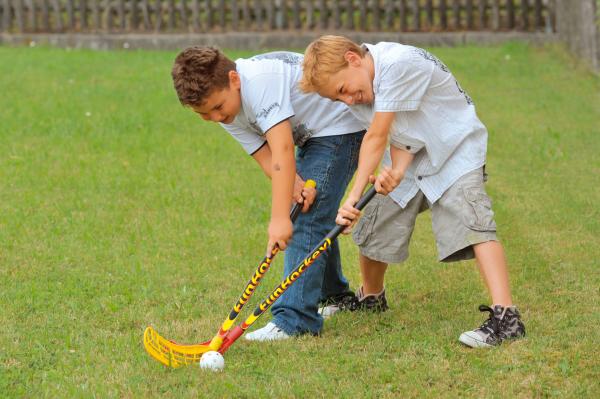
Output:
top-left (228, 70), bottom-right (241, 90)
top-left (344, 51), bottom-right (362, 67)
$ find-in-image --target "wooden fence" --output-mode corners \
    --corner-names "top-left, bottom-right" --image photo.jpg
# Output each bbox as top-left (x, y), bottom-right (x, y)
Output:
top-left (0, 0), bottom-right (556, 34)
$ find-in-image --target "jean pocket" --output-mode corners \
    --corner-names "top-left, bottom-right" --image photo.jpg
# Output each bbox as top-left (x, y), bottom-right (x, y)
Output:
top-left (462, 186), bottom-right (497, 232)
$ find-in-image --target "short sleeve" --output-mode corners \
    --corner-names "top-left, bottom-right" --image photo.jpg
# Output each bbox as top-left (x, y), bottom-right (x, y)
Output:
top-left (374, 57), bottom-right (434, 112)
top-left (243, 73), bottom-right (295, 134)
top-left (222, 123), bottom-right (266, 155)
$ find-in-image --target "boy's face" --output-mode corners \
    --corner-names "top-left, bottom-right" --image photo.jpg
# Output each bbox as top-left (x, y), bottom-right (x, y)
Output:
top-left (191, 71), bottom-right (241, 124)
top-left (318, 51), bottom-right (374, 106)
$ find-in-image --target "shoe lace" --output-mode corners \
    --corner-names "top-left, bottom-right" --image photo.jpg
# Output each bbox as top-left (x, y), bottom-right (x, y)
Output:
top-left (337, 295), bottom-right (359, 311)
top-left (478, 304), bottom-right (500, 335)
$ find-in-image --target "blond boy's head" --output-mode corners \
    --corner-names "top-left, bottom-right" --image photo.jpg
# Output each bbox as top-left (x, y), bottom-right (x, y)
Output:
top-left (301, 35), bottom-right (374, 106)
top-left (300, 35), bottom-right (365, 94)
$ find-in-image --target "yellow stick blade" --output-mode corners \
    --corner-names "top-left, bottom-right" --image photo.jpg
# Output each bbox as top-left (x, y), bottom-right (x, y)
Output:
top-left (143, 326), bottom-right (213, 368)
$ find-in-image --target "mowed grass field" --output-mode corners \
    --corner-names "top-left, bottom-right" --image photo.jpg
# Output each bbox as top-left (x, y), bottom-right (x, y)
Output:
top-left (1, 42), bottom-right (599, 398)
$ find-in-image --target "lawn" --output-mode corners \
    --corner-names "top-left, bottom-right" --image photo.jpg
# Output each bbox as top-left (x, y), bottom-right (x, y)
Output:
top-left (0, 42), bottom-right (599, 398)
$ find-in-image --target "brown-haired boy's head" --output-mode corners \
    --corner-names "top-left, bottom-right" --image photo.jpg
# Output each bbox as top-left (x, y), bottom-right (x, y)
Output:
top-left (172, 46), bottom-right (241, 124)
top-left (300, 35), bottom-right (374, 106)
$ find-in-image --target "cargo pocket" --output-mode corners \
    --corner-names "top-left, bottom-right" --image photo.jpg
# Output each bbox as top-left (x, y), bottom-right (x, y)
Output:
top-left (462, 186), bottom-right (497, 232)
top-left (352, 197), bottom-right (381, 246)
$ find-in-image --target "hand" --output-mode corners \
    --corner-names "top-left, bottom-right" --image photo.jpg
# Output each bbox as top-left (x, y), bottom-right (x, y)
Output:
top-left (266, 216), bottom-right (294, 256)
top-left (373, 166), bottom-right (404, 195)
top-left (335, 194), bottom-right (362, 234)
top-left (293, 176), bottom-right (317, 213)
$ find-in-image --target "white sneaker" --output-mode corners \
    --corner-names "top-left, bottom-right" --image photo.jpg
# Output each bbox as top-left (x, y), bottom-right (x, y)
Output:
top-left (318, 304), bottom-right (341, 319)
top-left (318, 291), bottom-right (359, 319)
top-left (244, 322), bottom-right (291, 342)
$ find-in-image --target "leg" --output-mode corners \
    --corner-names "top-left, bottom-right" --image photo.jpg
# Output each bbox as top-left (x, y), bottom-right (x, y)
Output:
top-left (473, 240), bottom-right (513, 306)
top-left (268, 132), bottom-right (364, 336)
top-left (431, 167), bottom-right (525, 347)
top-left (350, 191), bottom-right (425, 311)
top-left (359, 253), bottom-right (388, 295)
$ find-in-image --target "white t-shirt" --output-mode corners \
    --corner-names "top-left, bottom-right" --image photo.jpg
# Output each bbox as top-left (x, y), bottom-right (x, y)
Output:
top-left (221, 52), bottom-right (364, 155)
top-left (351, 42), bottom-right (488, 207)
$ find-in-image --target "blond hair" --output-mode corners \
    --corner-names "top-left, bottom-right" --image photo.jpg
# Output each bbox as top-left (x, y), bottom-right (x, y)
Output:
top-left (300, 35), bottom-right (366, 93)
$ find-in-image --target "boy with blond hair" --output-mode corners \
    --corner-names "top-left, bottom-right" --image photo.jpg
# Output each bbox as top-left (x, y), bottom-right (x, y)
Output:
top-left (172, 47), bottom-right (366, 340)
top-left (300, 35), bottom-right (525, 348)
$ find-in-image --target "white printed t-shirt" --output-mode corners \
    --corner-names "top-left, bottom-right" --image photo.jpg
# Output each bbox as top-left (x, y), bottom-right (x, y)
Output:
top-left (350, 42), bottom-right (488, 207)
top-left (221, 52), bottom-right (364, 155)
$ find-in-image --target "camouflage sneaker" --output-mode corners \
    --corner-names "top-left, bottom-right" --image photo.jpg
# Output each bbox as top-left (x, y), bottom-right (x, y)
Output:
top-left (318, 291), bottom-right (358, 319)
top-left (356, 286), bottom-right (389, 312)
top-left (459, 305), bottom-right (526, 348)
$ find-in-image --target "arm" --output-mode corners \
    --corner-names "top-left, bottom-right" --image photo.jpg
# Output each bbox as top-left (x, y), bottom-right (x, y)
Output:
top-left (374, 144), bottom-right (414, 195)
top-left (348, 111), bottom-right (396, 201)
top-left (264, 119), bottom-right (296, 254)
top-left (252, 143), bottom-right (316, 212)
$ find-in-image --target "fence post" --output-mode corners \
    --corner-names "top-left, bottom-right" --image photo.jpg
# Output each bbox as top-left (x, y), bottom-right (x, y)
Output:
top-left (466, 0), bottom-right (474, 30)
top-left (491, 0), bottom-right (499, 31)
top-left (241, 0), bottom-right (250, 30)
top-left (217, 0), bottom-right (225, 30)
top-left (411, 0), bottom-right (419, 31)
top-left (140, 0), bottom-right (151, 30)
top-left (534, 0), bottom-right (543, 30)
top-left (305, 0), bottom-right (314, 29)
top-left (452, 0), bottom-right (460, 30)
top-left (318, 0), bottom-right (327, 29)
top-left (385, 0), bottom-right (394, 30)
top-left (91, 0), bottom-right (99, 31)
top-left (179, 0), bottom-right (189, 31)
top-left (52, 0), bottom-right (63, 31)
top-left (15, 0), bottom-right (24, 32)
top-left (506, 0), bottom-right (515, 29)
top-left (478, 0), bottom-right (487, 29)
top-left (439, 0), bottom-right (447, 30)
top-left (425, 0), bottom-right (433, 29)
top-left (332, 0), bottom-right (340, 29)
top-left (521, 0), bottom-right (529, 30)
top-left (555, 0), bottom-right (598, 72)
top-left (117, 0), bottom-right (125, 30)
top-left (372, 0), bottom-right (381, 31)
top-left (345, 0), bottom-right (354, 30)
top-left (231, 0), bottom-right (238, 30)
top-left (65, 0), bottom-right (73, 29)
top-left (27, 0), bottom-right (37, 32)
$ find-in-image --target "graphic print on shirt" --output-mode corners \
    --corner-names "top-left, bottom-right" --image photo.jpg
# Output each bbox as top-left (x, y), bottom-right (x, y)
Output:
top-left (247, 102), bottom-right (282, 135)
top-left (292, 123), bottom-right (314, 147)
top-left (251, 52), bottom-right (302, 65)
top-left (413, 48), bottom-right (473, 105)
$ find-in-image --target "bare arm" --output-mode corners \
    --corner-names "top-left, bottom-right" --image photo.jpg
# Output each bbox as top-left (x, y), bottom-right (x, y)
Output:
top-left (264, 120), bottom-right (296, 254)
top-left (371, 145), bottom-right (414, 195)
top-left (252, 139), bottom-right (316, 212)
top-left (348, 111), bottom-right (396, 200)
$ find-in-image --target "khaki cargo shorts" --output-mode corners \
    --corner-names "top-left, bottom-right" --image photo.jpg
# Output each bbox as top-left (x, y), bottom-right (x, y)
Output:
top-left (352, 167), bottom-right (498, 263)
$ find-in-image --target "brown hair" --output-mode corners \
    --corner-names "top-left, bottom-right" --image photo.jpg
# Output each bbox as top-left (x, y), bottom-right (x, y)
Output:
top-left (300, 35), bottom-right (366, 93)
top-left (171, 46), bottom-right (236, 106)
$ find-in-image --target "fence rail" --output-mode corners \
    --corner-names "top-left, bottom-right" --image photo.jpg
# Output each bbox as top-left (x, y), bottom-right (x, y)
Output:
top-left (0, 0), bottom-right (556, 34)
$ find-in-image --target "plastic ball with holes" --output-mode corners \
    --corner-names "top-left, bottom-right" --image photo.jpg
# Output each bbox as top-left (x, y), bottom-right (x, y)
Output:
top-left (199, 351), bottom-right (225, 371)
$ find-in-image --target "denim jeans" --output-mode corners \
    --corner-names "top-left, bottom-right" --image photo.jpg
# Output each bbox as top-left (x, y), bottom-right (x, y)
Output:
top-left (271, 131), bottom-right (365, 335)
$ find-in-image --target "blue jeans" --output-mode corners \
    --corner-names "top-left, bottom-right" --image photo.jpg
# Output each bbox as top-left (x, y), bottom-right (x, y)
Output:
top-left (271, 131), bottom-right (365, 335)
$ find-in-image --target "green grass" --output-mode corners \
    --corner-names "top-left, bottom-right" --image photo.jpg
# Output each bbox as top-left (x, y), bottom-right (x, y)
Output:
top-left (1, 42), bottom-right (599, 398)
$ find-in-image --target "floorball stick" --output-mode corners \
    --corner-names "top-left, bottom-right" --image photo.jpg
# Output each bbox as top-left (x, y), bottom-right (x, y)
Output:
top-left (144, 179), bottom-right (316, 368)
top-left (216, 186), bottom-right (377, 354)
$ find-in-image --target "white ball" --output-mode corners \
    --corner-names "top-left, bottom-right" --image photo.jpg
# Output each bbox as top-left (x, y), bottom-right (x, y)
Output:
top-left (199, 351), bottom-right (225, 371)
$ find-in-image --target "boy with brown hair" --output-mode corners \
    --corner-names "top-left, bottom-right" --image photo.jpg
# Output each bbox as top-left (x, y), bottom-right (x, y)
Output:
top-left (172, 46), bottom-right (366, 340)
top-left (300, 35), bottom-right (526, 348)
